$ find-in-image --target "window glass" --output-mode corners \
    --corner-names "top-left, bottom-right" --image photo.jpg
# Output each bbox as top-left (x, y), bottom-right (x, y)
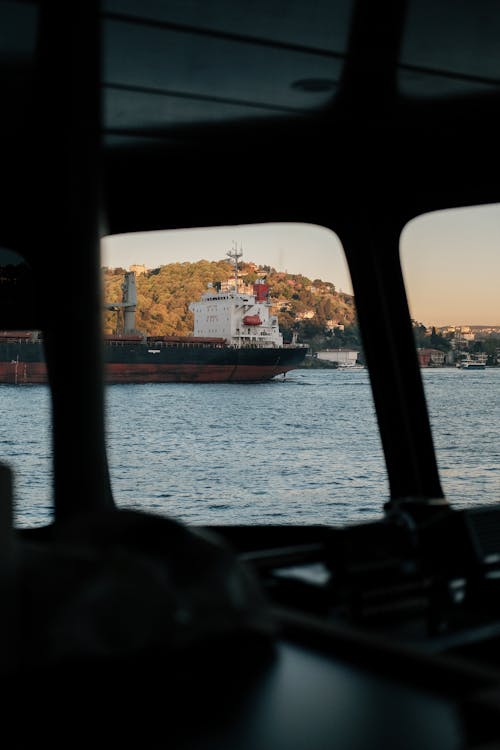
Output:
top-left (101, 223), bottom-right (388, 525)
top-left (400, 205), bottom-right (500, 507)
top-left (0, 248), bottom-right (52, 528)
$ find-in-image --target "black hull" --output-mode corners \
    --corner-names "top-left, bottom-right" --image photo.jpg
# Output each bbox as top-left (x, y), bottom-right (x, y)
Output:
top-left (0, 341), bottom-right (308, 383)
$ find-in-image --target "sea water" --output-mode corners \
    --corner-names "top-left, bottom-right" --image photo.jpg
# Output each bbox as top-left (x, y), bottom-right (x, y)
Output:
top-left (2, 368), bottom-right (499, 528)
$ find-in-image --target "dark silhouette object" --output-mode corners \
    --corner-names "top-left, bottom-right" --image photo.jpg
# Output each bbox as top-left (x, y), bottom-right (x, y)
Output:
top-left (10, 483), bottom-right (276, 747)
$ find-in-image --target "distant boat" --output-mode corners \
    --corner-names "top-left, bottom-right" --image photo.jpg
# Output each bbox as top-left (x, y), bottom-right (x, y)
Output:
top-left (456, 356), bottom-right (486, 370)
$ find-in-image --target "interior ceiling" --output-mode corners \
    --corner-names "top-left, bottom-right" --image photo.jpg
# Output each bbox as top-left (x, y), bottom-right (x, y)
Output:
top-left (102, 0), bottom-right (349, 135)
top-left (101, 0), bottom-right (500, 139)
top-left (2, 0), bottom-right (500, 233)
top-left (3, 1), bottom-right (500, 133)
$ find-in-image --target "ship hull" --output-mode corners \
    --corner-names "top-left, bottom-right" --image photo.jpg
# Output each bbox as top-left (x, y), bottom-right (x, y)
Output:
top-left (0, 341), bottom-right (307, 384)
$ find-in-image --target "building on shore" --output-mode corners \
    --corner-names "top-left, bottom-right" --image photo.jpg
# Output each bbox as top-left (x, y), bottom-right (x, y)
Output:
top-left (315, 348), bottom-right (359, 367)
top-left (417, 348), bottom-right (446, 367)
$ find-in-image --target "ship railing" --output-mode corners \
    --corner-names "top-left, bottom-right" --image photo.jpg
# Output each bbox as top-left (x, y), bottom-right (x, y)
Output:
top-left (147, 340), bottom-right (226, 350)
top-left (0, 331), bottom-right (41, 343)
top-left (230, 342), bottom-right (279, 349)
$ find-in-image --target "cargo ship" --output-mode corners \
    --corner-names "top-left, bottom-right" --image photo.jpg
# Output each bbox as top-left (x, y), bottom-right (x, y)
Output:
top-left (0, 252), bottom-right (308, 384)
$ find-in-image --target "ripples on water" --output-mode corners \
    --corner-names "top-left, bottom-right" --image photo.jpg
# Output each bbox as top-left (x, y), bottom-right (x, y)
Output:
top-left (2, 368), bottom-right (499, 528)
top-left (420, 368), bottom-right (500, 508)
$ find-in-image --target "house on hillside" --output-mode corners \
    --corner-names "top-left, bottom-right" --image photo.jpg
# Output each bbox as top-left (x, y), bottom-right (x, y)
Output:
top-left (129, 264), bottom-right (147, 276)
top-left (295, 310), bottom-right (315, 321)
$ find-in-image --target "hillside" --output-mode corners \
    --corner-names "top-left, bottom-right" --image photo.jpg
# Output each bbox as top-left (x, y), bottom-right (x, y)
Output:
top-left (102, 260), bottom-right (357, 346)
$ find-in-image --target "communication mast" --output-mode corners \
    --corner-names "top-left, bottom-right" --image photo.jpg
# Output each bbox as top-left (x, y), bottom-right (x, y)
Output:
top-left (227, 242), bottom-right (243, 292)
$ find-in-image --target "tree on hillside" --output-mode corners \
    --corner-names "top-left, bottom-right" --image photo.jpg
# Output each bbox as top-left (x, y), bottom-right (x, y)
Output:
top-left (101, 260), bottom-right (352, 340)
top-left (430, 326), bottom-right (451, 352)
top-left (412, 321), bottom-right (428, 348)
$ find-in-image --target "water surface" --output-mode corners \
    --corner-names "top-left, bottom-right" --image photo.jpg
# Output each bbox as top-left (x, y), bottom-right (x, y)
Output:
top-left (2, 368), bottom-right (498, 528)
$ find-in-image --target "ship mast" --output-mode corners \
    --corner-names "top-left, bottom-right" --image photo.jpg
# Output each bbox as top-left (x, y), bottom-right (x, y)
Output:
top-left (227, 243), bottom-right (242, 292)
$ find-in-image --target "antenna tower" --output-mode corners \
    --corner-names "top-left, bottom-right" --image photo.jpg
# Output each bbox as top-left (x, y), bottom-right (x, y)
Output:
top-left (227, 242), bottom-right (243, 292)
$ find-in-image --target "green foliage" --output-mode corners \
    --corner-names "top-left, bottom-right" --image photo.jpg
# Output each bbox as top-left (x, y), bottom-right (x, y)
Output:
top-left (479, 337), bottom-right (500, 355)
top-left (411, 320), bottom-right (428, 348)
top-left (411, 321), bottom-right (452, 353)
top-left (102, 260), bottom-right (357, 345)
top-left (429, 326), bottom-right (451, 352)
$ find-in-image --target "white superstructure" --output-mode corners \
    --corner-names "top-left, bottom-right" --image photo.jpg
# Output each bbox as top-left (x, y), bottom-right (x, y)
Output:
top-left (189, 250), bottom-right (283, 348)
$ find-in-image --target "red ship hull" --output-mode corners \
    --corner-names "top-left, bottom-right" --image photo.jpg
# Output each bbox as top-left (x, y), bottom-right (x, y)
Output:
top-left (0, 361), bottom-right (301, 385)
top-left (0, 361), bottom-right (48, 385)
top-left (103, 362), bottom-right (299, 383)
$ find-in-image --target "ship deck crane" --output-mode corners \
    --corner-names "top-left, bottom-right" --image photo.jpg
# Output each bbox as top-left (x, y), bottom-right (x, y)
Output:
top-left (103, 271), bottom-right (137, 335)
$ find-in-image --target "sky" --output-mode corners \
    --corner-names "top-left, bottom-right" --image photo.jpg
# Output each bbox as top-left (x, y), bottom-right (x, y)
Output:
top-left (400, 204), bottom-right (500, 327)
top-left (101, 222), bottom-right (353, 292)
top-left (101, 204), bottom-right (500, 328)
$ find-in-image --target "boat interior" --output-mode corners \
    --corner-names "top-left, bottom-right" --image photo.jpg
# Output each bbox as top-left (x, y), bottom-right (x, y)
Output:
top-left (2, 0), bottom-right (500, 746)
